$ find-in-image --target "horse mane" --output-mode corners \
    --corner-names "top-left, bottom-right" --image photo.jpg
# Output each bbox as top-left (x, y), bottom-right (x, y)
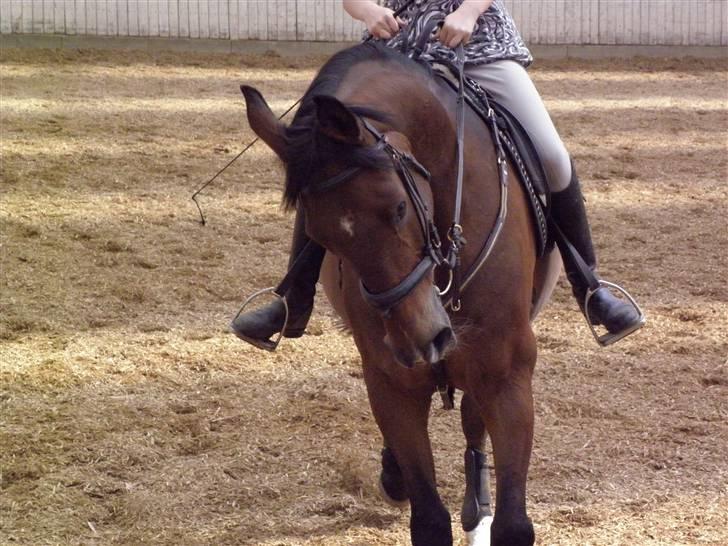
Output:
top-left (282, 41), bottom-right (432, 208)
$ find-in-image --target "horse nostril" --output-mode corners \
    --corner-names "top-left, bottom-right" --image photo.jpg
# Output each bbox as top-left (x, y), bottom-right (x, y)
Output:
top-left (432, 326), bottom-right (455, 355)
top-left (423, 327), bottom-right (455, 364)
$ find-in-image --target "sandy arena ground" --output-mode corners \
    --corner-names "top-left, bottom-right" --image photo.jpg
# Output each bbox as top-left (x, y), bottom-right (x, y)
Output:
top-left (1, 47), bottom-right (727, 545)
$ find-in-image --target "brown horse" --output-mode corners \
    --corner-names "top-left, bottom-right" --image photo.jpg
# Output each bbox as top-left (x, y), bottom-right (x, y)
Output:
top-left (241, 43), bottom-right (560, 546)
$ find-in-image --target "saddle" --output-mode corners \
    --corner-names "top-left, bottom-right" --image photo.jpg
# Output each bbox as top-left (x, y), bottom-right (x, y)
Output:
top-left (434, 68), bottom-right (551, 257)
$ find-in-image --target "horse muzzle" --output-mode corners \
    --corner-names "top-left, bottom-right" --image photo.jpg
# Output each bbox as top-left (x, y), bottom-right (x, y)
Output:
top-left (382, 285), bottom-right (456, 368)
top-left (385, 323), bottom-right (455, 368)
top-left (423, 325), bottom-right (456, 364)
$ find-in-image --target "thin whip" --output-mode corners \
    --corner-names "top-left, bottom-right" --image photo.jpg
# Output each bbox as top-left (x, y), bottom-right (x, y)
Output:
top-left (191, 0), bottom-right (415, 225)
top-left (191, 98), bottom-right (301, 225)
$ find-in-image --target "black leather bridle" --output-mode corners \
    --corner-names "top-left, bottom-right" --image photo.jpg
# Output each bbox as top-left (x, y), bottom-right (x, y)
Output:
top-left (262, 42), bottom-right (509, 337)
top-left (302, 44), bottom-right (509, 317)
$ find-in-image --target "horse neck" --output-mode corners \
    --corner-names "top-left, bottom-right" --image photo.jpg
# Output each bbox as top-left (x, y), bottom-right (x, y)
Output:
top-left (339, 62), bottom-right (460, 226)
top-left (340, 63), bottom-right (457, 172)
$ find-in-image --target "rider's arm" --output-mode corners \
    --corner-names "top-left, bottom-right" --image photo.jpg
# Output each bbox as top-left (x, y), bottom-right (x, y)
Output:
top-left (440, 0), bottom-right (493, 48)
top-left (343, 0), bottom-right (403, 40)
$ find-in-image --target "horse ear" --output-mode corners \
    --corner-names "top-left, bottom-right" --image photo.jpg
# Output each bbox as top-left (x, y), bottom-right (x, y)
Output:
top-left (240, 85), bottom-right (287, 161)
top-left (313, 95), bottom-right (365, 145)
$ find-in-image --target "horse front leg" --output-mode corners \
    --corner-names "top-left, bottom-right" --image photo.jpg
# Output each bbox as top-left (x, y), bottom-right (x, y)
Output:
top-left (363, 361), bottom-right (453, 546)
top-left (471, 334), bottom-right (537, 546)
top-left (460, 393), bottom-right (494, 545)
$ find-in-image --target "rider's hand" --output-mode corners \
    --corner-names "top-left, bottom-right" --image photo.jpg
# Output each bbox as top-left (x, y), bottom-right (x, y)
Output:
top-left (363, 4), bottom-right (404, 40)
top-left (439, 7), bottom-right (479, 48)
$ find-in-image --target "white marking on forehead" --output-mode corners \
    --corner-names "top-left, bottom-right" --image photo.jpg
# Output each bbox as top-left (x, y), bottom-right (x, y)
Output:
top-left (340, 214), bottom-right (355, 238)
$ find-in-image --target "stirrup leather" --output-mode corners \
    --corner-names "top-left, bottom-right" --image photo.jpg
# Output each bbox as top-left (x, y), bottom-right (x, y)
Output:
top-left (232, 287), bottom-right (290, 352)
top-left (583, 280), bottom-right (646, 347)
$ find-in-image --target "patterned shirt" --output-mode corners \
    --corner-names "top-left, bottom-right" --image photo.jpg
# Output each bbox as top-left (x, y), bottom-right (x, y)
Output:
top-left (381, 0), bottom-right (532, 67)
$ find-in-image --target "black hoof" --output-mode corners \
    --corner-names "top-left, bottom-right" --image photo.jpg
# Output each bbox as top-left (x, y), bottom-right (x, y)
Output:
top-left (491, 516), bottom-right (534, 546)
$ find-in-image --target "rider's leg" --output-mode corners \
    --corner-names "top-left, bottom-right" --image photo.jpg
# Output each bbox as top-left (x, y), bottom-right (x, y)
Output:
top-left (231, 206), bottom-right (325, 349)
top-left (550, 163), bottom-right (642, 332)
top-left (465, 60), bottom-right (643, 337)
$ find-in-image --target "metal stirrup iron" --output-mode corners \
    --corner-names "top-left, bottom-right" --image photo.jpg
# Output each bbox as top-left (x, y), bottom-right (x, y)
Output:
top-left (232, 288), bottom-right (291, 352)
top-left (552, 220), bottom-right (645, 346)
top-left (584, 281), bottom-right (646, 346)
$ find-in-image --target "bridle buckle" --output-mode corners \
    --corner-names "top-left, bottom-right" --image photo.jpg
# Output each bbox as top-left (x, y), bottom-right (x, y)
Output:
top-left (447, 223), bottom-right (463, 243)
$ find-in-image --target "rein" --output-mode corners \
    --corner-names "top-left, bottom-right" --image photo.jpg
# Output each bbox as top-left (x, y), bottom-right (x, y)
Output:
top-left (449, 74), bottom-right (509, 300)
top-left (445, 44), bottom-right (467, 311)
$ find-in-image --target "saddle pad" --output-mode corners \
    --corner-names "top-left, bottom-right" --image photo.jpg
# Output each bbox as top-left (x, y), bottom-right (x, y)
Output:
top-left (433, 68), bottom-right (550, 257)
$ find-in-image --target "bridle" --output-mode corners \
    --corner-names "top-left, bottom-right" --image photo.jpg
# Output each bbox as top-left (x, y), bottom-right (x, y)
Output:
top-left (302, 42), bottom-right (510, 318)
top-left (302, 42), bottom-right (511, 317)
top-left (232, 21), bottom-right (512, 409)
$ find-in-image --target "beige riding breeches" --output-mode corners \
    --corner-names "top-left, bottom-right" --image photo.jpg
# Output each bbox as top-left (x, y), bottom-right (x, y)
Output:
top-left (466, 60), bottom-right (572, 192)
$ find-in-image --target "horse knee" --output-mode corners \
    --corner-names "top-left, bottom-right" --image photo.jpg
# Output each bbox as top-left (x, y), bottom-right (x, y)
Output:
top-left (491, 515), bottom-right (534, 546)
top-left (411, 503), bottom-right (452, 546)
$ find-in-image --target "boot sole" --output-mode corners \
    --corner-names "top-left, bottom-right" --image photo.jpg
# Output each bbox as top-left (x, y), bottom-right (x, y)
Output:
top-left (597, 315), bottom-right (646, 346)
top-left (231, 329), bottom-right (278, 352)
top-left (230, 324), bottom-right (306, 352)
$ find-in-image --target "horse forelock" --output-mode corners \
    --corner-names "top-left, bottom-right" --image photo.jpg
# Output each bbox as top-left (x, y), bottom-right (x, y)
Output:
top-left (281, 42), bottom-right (431, 209)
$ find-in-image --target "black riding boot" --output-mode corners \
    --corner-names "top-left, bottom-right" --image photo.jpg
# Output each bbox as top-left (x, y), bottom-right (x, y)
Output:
top-left (231, 207), bottom-right (325, 350)
top-left (551, 166), bottom-right (644, 341)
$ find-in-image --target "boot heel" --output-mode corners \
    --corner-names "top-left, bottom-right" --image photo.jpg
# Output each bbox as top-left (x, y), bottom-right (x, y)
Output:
top-left (584, 280), bottom-right (646, 346)
top-left (281, 304), bottom-right (313, 338)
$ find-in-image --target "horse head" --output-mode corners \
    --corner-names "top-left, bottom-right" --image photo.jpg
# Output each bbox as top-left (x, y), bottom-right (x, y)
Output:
top-left (241, 85), bottom-right (454, 368)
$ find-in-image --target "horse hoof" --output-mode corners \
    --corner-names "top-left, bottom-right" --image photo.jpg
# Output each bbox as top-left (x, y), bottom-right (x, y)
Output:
top-left (377, 476), bottom-right (409, 509)
top-left (465, 515), bottom-right (493, 546)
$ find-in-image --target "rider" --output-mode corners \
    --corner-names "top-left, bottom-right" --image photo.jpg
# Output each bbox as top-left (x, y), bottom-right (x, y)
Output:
top-left (231, 0), bottom-right (644, 349)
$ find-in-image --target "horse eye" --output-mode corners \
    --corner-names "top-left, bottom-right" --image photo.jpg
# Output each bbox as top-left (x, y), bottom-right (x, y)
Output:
top-left (395, 201), bottom-right (407, 223)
